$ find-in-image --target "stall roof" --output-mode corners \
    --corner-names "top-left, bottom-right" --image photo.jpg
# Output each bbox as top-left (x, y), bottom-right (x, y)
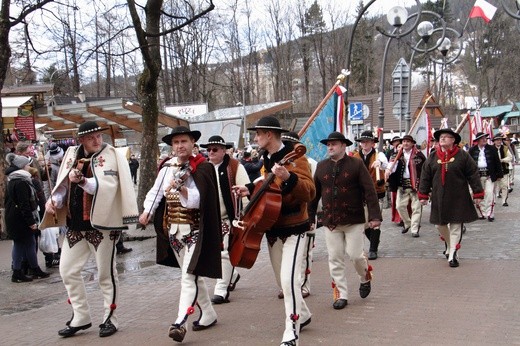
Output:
top-left (1, 96), bottom-right (32, 117)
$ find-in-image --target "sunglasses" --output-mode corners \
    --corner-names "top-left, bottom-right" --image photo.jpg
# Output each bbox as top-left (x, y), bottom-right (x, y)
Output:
top-left (207, 147), bottom-right (221, 153)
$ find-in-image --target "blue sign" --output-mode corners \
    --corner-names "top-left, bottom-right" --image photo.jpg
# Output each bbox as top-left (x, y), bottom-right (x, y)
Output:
top-left (349, 102), bottom-right (363, 121)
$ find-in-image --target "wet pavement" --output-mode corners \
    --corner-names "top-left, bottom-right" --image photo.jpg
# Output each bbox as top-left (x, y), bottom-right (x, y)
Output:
top-left (1, 170), bottom-right (520, 345)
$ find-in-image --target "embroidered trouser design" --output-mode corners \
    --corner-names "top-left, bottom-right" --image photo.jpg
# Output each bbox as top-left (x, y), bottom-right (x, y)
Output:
top-left (169, 226), bottom-right (216, 329)
top-left (60, 231), bottom-right (119, 328)
top-left (268, 234), bottom-right (311, 344)
top-left (214, 220), bottom-right (239, 298)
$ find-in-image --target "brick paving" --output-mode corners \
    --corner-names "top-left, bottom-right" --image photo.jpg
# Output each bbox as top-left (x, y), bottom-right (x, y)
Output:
top-left (1, 171), bottom-right (520, 345)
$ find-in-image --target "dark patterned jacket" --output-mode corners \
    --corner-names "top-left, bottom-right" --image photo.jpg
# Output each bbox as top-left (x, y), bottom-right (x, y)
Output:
top-left (309, 154), bottom-right (382, 227)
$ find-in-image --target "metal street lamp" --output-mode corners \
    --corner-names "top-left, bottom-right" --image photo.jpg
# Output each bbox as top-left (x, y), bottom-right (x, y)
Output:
top-left (344, 0), bottom-right (423, 142)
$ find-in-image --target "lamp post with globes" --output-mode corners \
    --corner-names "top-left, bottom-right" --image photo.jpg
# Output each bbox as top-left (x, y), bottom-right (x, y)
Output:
top-left (374, 7), bottom-right (446, 149)
top-left (344, 0), bottom-right (423, 146)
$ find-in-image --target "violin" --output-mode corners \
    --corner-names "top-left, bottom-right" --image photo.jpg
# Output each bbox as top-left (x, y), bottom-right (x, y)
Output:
top-left (229, 143), bottom-right (306, 268)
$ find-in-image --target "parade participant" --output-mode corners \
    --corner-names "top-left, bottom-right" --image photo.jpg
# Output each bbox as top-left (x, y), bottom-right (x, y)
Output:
top-left (279, 131), bottom-right (316, 299)
top-left (241, 151), bottom-right (263, 182)
top-left (468, 132), bottom-right (503, 221)
top-left (418, 129), bottom-right (483, 267)
top-left (309, 131), bottom-right (380, 311)
top-left (41, 121), bottom-right (139, 338)
top-left (493, 135), bottom-right (512, 206)
top-left (386, 135), bottom-right (426, 237)
top-left (5, 153), bottom-right (50, 283)
top-left (233, 116), bottom-right (315, 346)
top-left (200, 135), bottom-right (248, 304)
top-left (503, 136), bottom-right (516, 191)
top-left (138, 126), bottom-right (221, 343)
top-left (352, 131), bottom-right (388, 259)
top-left (385, 136), bottom-right (404, 226)
top-left (128, 154), bottom-right (139, 185)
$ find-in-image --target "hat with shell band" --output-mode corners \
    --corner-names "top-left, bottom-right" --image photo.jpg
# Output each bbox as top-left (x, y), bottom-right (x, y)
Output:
top-left (200, 135), bottom-right (233, 149)
top-left (77, 121), bottom-right (109, 137)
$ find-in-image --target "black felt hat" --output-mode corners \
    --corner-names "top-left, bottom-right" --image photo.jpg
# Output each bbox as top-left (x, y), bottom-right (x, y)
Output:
top-left (200, 135), bottom-right (233, 149)
top-left (390, 136), bottom-right (402, 145)
top-left (355, 130), bottom-right (378, 143)
top-left (77, 121), bottom-right (109, 137)
top-left (401, 135), bottom-right (417, 144)
top-left (247, 116), bottom-right (288, 132)
top-left (162, 126), bottom-right (201, 145)
top-left (320, 131), bottom-right (353, 146)
top-left (433, 128), bottom-right (461, 145)
top-left (281, 131), bottom-right (301, 143)
top-left (473, 132), bottom-right (489, 141)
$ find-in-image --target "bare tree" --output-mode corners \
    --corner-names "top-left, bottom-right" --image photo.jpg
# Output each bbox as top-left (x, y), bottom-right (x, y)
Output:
top-left (0, 0), bottom-right (56, 210)
top-left (126, 0), bottom-right (214, 209)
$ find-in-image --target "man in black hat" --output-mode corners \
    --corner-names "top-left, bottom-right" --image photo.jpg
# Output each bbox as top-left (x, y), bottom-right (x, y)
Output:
top-left (352, 130), bottom-right (388, 259)
top-left (385, 136), bottom-right (405, 226)
top-left (138, 126), bottom-right (221, 343)
top-left (41, 121), bottom-right (139, 338)
top-left (200, 135), bottom-right (249, 305)
top-left (386, 134), bottom-right (426, 237)
top-left (419, 129), bottom-right (483, 268)
top-left (309, 131), bottom-right (381, 311)
top-left (468, 132), bottom-right (503, 221)
top-left (492, 135), bottom-right (512, 206)
top-left (233, 116), bottom-right (315, 346)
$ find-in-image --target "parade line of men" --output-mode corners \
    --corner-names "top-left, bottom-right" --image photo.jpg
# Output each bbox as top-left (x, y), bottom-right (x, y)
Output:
top-left (30, 118), bottom-right (516, 345)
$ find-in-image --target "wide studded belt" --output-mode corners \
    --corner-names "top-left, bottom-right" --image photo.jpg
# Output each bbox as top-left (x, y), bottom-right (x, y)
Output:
top-left (164, 191), bottom-right (200, 229)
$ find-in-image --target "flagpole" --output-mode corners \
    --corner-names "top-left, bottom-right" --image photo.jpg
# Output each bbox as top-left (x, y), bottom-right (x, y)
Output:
top-left (386, 95), bottom-right (433, 173)
top-left (455, 112), bottom-right (470, 133)
top-left (298, 70), bottom-right (349, 137)
top-left (408, 94), bottom-right (433, 134)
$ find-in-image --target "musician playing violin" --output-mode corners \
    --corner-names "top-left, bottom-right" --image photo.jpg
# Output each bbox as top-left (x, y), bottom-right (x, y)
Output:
top-left (139, 126), bottom-right (221, 343)
top-left (233, 116), bottom-right (315, 346)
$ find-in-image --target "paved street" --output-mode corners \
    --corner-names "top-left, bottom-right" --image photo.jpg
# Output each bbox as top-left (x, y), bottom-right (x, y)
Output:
top-left (1, 170), bottom-right (520, 345)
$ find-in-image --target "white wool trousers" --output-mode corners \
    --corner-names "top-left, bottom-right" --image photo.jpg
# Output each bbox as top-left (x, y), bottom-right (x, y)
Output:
top-left (213, 221), bottom-right (239, 298)
top-left (268, 233), bottom-right (311, 344)
top-left (436, 223), bottom-right (462, 261)
top-left (60, 231), bottom-right (119, 329)
top-left (324, 223), bottom-right (369, 300)
top-left (170, 225), bottom-right (217, 328)
top-left (396, 188), bottom-right (423, 233)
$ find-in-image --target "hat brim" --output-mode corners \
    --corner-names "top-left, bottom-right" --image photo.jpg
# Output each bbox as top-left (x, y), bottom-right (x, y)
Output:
top-left (433, 129), bottom-right (461, 144)
top-left (355, 136), bottom-right (379, 143)
top-left (200, 142), bottom-right (233, 149)
top-left (247, 125), bottom-right (289, 133)
top-left (162, 131), bottom-right (201, 145)
top-left (320, 138), bottom-right (353, 146)
top-left (473, 134), bottom-right (489, 142)
top-left (77, 126), bottom-right (109, 137)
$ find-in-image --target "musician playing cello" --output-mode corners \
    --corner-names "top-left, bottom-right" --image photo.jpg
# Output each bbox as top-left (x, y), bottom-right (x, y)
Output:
top-left (138, 126), bottom-right (222, 343)
top-left (233, 116), bottom-right (315, 346)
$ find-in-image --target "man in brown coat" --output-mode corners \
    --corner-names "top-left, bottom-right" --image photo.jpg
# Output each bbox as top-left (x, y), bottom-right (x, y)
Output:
top-left (419, 129), bottom-right (483, 268)
top-left (233, 116), bottom-right (315, 346)
top-left (309, 131), bottom-right (381, 311)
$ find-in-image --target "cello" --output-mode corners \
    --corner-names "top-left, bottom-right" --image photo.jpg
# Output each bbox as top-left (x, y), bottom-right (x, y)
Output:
top-left (229, 143), bottom-right (306, 269)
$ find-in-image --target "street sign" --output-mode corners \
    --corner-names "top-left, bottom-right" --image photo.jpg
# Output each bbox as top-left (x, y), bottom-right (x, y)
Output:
top-left (349, 102), bottom-right (363, 122)
top-left (392, 58), bottom-right (409, 120)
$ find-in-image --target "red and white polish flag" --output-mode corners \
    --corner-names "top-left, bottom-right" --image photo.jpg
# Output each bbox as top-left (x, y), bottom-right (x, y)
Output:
top-left (469, 0), bottom-right (498, 23)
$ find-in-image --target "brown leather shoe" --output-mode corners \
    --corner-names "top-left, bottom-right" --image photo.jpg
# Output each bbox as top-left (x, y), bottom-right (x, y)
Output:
top-left (168, 324), bottom-right (186, 342)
